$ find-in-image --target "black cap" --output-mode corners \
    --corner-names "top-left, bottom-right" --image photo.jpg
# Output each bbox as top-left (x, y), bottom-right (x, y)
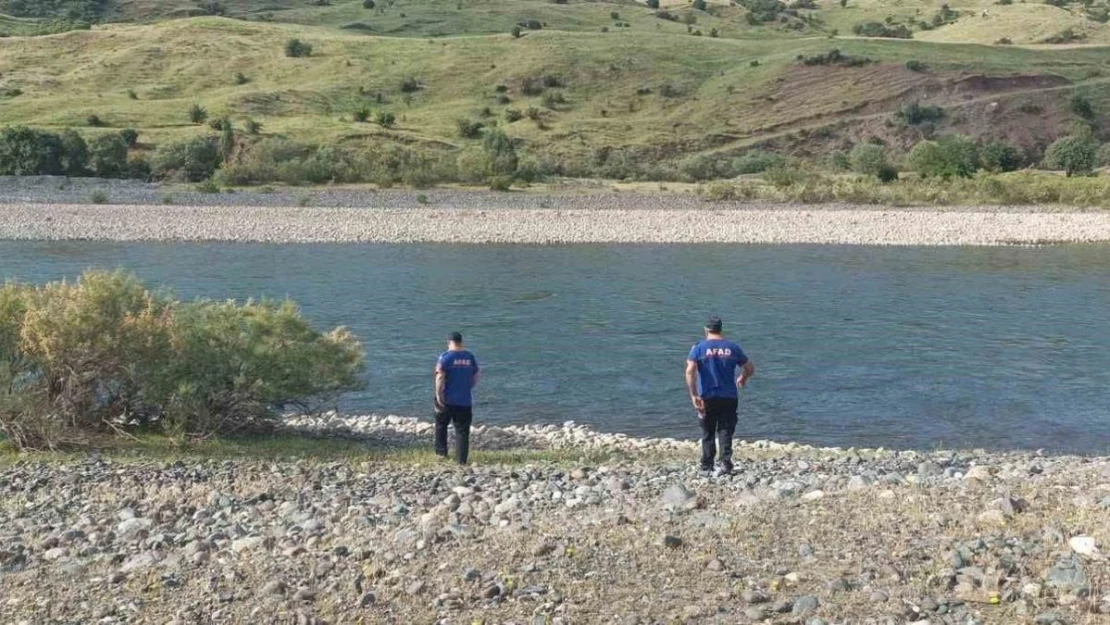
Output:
top-left (448, 331), bottom-right (463, 343)
top-left (705, 316), bottom-right (723, 333)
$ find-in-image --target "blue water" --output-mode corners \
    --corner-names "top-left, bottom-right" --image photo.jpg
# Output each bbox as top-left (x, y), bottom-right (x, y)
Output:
top-left (3, 241), bottom-right (1109, 453)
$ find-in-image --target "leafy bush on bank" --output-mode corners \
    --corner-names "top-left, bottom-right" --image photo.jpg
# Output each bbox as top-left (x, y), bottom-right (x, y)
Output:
top-left (0, 271), bottom-right (365, 450)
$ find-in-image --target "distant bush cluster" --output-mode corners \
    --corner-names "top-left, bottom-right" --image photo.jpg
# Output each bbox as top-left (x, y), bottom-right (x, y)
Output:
top-left (0, 271), bottom-right (365, 450)
top-left (0, 126), bottom-right (147, 179)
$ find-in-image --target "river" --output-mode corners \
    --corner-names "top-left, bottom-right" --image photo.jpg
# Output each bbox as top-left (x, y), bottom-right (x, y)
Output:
top-left (3, 241), bottom-right (1109, 453)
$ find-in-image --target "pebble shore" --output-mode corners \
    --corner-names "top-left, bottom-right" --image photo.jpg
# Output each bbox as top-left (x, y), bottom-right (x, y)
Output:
top-left (2, 414), bottom-right (1109, 625)
top-left (0, 178), bottom-right (1109, 245)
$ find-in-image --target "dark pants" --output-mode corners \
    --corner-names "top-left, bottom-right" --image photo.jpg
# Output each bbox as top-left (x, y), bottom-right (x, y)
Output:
top-left (700, 397), bottom-right (738, 471)
top-left (435, 405), bottom-right (473, 465)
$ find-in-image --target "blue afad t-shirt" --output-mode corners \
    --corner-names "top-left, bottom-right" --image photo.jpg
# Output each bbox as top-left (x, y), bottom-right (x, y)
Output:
top-left (688, 339), bottom-right (748, 399)
top-left (437, 350), bottom-right (480, 407)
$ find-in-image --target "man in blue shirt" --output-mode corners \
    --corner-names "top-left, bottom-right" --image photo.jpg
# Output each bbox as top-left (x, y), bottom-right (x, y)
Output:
top-left (685, 316), bottom-right (755, 476)
top-left (434, 332), bottom-right (481, 464)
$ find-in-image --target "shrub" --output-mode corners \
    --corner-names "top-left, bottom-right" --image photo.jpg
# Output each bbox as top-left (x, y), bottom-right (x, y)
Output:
top-left (488, 176), bottom-right (512, 191)
top-left (234, 72), bottom-right (249, 85)
top-left (400, 76), bottom-right (421, 93)
top-left (482, 129), bottom-right (518, 177)
top-left (849, 143), bottom-right (890, 177)
top-left (152, 137), bottom-right (221, 182)
top-left (905, 60), bottom-right (927, 72)
top-left (1069, 94), bottom-right (1095, 120)
top-left (1099, 143), bottom-right (1110, 167)
top-left (908, 135), bottom-right (980, 178)
top-left (127, 89), bottom-right (138, 100)
top-left (219, 120), bottom-right (235, 162)
top-left (1044, 135), bottom-right (1098, 176)
top-left (285, 38), bottom-right (313, 58)
top-left (731, 150), bottom-right (786, 175)
top-left (980, 141), bottom-right (1023, 173)
top-left (456, 118), bottom-right (484, 139)
top-left (363, 0), bottom-right (375, 7)
top-left (896, 101), bottom-right (944, 125)
top-left (245, 119), bottom-right (263, 135)
top-left (89, 134), bottom-right (130, 178)
top-left (59, 129), bottom-right (88, 176)
top-left (512, 25), bottom-right (522, 38)
top-left (852, 21), bottom-right (913, 38)
top-left (376, 111), bottom-right (396, 128)
top-left (646, 0), bottom-right (659, 7)
top-left (0, 271), bottom-right (365, 449)
top-left (86, 114), bottom-right (104, 127)
top-left (0, 126), bottom-right (65, 176)
top-left (693, 0), bottom-right (708, 9)
top-left (353, 106), bottom-right (371, 122)
top-left (189, 104), bottom-right (208, 125)
top-left (542, 91), bottom-right (567, 110)
top-left (876, 165), bottom-right (899, 183)
top-left (120, 128), bottom-right (139, 148)
top-left (610, 11), bottom-right (620, 19)
top-left (89, 189), bottom-right (108, 204)
top-left (800, 49), bottom-right (873, 67)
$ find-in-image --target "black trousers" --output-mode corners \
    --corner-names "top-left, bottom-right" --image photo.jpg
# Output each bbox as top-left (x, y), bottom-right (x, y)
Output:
top-left (699, 397), bottom-right (738, 471)
top-left (435, 405), bottom-right (473, 465)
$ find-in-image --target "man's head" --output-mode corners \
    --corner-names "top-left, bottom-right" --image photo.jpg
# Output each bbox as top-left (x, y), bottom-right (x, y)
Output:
top-left (704, 316), bottom-right (723, 336)
top-left (448, 331), bottom-right (463, 348)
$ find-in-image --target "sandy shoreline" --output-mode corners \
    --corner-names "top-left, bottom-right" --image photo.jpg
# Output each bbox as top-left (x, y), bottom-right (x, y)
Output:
top-left (4, 203), bottom-right (1110, 245)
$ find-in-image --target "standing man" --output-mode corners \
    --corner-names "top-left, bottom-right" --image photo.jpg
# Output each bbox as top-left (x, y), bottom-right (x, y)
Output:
top-left (685, 316), bottom-right (755, 476)
top-left (434, 332), bottom-right (480, 465)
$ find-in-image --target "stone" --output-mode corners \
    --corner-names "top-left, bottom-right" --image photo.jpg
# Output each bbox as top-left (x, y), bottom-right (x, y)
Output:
top-left (406, 580), bottom-right (426, 595)
top-left (231, 537), bottom-right (265, 553)
top-left (661, 534), bottom-right (682, 549)
top-left (661, 483), bottom-right (700, 512)
top-left (741, 589), bottom-right (768, 604)
top-left (965, 466), bottom-right (993, 484)
top-left (976, 509), bottom-right (1007, 527)
top-left (1022, 583), bottom-right (1043, 598)
top-left (743, 607), bottom-right (766, 620)
top-left (358, 591), bottom-right (375, 607)
top-left (792, 595), bottom-right (819, 616)
top-left (120, 552), bottom-right (158, 572)
top-left (869, 590), bottom-right (888, 603)
top-left (771, 599), bottom-right (793, 613)
top-left (846, 475), bottom-right (871, 490)
top-left (293, 588), bottom-right (316, 602)
top-left (801, 490), bottom-right (825, 501)
top-left (1044, 561), bottom-right (1089, 595)
top-left (116, 518), bottom-right (153, 539)
top-left (482, 584), bottom-right (501, 599)
top-left (1068, 536), bottom-right (1101, 559)
top-left (1034, 612), bottom-right (1069, 625)
top-left (42, 548), bottom-right (67, 561)
top-left (262, 580), bottom-right (286, 596)
top-left (706, 557), bottom-right (724, 571)
top-left (917, 461), bottom-right (943, 478)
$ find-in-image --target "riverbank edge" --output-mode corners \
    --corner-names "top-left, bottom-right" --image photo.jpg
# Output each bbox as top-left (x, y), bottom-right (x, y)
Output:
top-left (5, 202), bottom-right (1110, 245)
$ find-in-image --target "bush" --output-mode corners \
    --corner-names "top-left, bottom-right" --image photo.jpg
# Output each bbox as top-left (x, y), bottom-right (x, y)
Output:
top-left (234, 72), bottom-right (249, 85)
top-left (896, 101), bottom-right (944, 125)
top-left (353, 106), bottom-right (371, 123)
top-left (363, 0), bottom-right (375, 7)
top-left (400, 76), bottom-right (421, 93)
top-left (376, 111), bottom-right (396, 128)
top-left (646, 0), bottom-right (659, 7)
top-left (285, 38), bottom-right (313, 58)
top-left (189, 104), bottom-right (208, 125)
top-left (729, 150), bottom-right (786, 175)
top-left (482, 129), bottom-right (518, 177)
top-left (120, 128), bottom-right (139, 148)
top-left (542, 91), bottom-right (567, 110)
top-left (693, 0), bottom-right (708, 9)
top-left (152, 137), bottom-right (222, 182)
top-left (0, 126), bottom-right (65, 176)
top-left (1044, 135), bottom-right (1097, 176)
top-left (89, 189), bottom-right (108, 204)
top-left (876, 165), bottom-right (899, 183)
top-left (908, 135), bottom-right (980, 178)
top-left (456, 118), bottom-right (484, 139)
top-left (1099, 143), bottom-right (1110, 167)
top-left (59, 129), bottom-right (88, 176)
top-left (505, 109), bottom-right (523, 123)
top-left (980, 141), bottom-right (1023, 173)
top-left (800, 49), bottom-right (873, 67)
top-left (852, 21), bottom-right (913, 38)
top-left (849, 143), bottom-right (890, 177)
top-left (1069, 94), bottom-right (1095, 120)
top-left (245, 119), bottom-right (263, 135)
top-left (0, 271), bottom-right (365, 449)
top-left (512, 25), bottom-right (522, 38)
top-left (89, 134), bottom-right (130, 178)
top-left (905, 60), bottom-right (927, 72)
top-left (86, 114), bottom-right (104, 127)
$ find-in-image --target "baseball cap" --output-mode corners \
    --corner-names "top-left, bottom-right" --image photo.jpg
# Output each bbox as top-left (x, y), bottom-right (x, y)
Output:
top-left (448, 331), bottom-right (463, 343)
top-left (704, 316), bottom-right (723, 333)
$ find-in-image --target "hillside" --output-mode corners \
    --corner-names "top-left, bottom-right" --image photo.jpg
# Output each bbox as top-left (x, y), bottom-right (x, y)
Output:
top-left (0, 0), bottom-right (1107, 183)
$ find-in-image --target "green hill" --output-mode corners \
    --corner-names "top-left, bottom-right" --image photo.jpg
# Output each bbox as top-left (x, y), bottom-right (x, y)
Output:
top-left (0, 0), bottom-right (1108, 184)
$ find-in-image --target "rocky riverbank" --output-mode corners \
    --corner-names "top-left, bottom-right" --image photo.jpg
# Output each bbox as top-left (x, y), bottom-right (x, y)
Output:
top-left (2, 177), bottom-right (1110, 245)
top-left (2, 415), bottom-right (1109, 625)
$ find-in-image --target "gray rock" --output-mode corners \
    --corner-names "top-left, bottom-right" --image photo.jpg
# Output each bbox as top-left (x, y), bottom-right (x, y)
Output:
top-left (846, 475), bottom-right (872, 490)
top-left (231, 536), bottom-right (265, 553)
top-left (917, 461), bottom-right (943, 478)
top-left (358, 591), bottom-right (375, 607)
top-left (661, 483), bottom-right (700, 512)
top-left (661, 534), bottom-right (682, 549)
top-left (406, 580), bottom-right (426, 595)
top-left (120, 552), bottom-right (158, 572)
top-left (741, 589), bottom-right (768, 604)
top-left (1034, 612), bottom-right (1069, 625)
top-left (42, 547), bottom-right (67, 561)
top-left (116, 517), bottom-right (153, 539)
top-left (869, 590), bottom-right (888, 603)
top-left (792, 595), bottom-right (819, 616)
top-left (743, 607), bottom-right (766, 620)
top-left (1044, 560), bottom-right (1089, 595)
top-left (481, 584), bottom-right (501, 599)
top-left (293, 588), bottom-right (316, 602)
top-left (771, 598), bottom-right (793, 613)
top-left (262, 580), bottom-right (286, 596)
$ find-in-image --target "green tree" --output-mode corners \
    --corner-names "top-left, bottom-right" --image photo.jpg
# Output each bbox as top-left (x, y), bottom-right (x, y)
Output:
top-left (1044, 135), bottom-right (1097, 176)
top-left (219, 119), bottom-right (235, 162)
top-left (0, 126), bottom-right (64, 176)
top-left (152, 137), bottom-right (221, 182)
top-left (980, 141), bottom-right (1023, 173)
top-left (88, 134), bottom-right (129, 178)
top-left (119, 128), bottom-right (139, 148)
top-left (908, 135), bottom-right (980, 178)
top-left (848, 143), bottom-right (889, 177)
top-left (59, 129), bottom-right (88, 176)
top-left (482, 129), bottom-right (518, 176)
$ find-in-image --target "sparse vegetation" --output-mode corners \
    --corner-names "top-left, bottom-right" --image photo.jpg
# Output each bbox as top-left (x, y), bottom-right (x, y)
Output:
top-left (284, 38), bottom-right (312, 58)
top-left (852, 21), bottom-right (913, 39)
top-left (896, 101), bottom-right (945, 126)
top-left (188, 104), bottom-right (208, 125)
top-left (376, 111), bottom-right (396, 128)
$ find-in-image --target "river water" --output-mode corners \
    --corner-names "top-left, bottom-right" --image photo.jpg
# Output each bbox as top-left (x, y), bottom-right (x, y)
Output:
top-left (3, 241), bottom-right (1109, 453)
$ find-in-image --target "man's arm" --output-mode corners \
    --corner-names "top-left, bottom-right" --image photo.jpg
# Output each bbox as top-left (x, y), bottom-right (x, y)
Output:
top-left (737, 360), bottom-right (755, 388)
top-left (434, 368), bottom-right (446, 408)
top-left (472, 370), bottom-right (481, 388)
top-left (685, 360), bottom-right (704, 413)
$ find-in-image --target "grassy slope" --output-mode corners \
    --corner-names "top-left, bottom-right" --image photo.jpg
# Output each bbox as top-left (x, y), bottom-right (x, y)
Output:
top-left (0, 0), bottom-right (1106, 169)
top-left (0, 15), bottom-right (1107, 165)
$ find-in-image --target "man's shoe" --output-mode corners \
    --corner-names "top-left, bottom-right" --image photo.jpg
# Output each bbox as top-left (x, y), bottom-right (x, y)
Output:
top-left (718, 462), bottom-right (734, 476)
top-left (697, 468), bottom-right (713, 478)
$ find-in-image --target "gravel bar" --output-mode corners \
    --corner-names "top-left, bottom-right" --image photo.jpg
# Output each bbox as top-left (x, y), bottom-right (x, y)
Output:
top-left (4, 203), bottom-right (1110, 245)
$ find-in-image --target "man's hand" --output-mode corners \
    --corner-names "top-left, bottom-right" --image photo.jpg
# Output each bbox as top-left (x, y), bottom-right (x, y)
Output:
top-left (690, 395), bottom-right (705, 415)
top-left (434, 395), bottom-right (445, 413)
top-left (736, 376), bottom-right (747, 388)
